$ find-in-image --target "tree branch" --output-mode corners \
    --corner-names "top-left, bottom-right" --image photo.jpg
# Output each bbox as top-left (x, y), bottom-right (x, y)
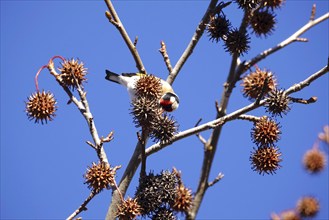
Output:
top-left (104, 0), bottom-right (146, 73)
top-left (239, 11), bottom-right (329, 73)
top-left (66, 191), bottom-right (97, 220)
top-left (48, 61), bottom-right (109, 164)
top-left (146, 65), bottom-right (328, 157)
top-left (159, 41), bottom-right (173, 73)
top-left (166, 1), bottom-right (231, 85)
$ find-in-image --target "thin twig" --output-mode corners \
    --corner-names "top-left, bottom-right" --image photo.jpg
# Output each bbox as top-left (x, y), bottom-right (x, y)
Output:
top-left (239, 11), bottom-right (329, 73)
top-left (140, 129), bottom-right (148, 178)
top-left (101, 131), bottom-right (114, 143)
top-left (86, 141), bottom-right (97, 149)
top-left (159, 41), bottom-right (173, 73)
top-left (195, 118), bottom-right (207, 145)
top-left (290, 96), bottom-right (317, 104)
top-left (104, 0), bottom-right (146, 73)
top-left (310, 4), bottom-right (316, 21)
top-left (237, 114), bottom-right (261, 122)
top-left (133, 36), bottom-right (138, 47)
top-left (66, 190), bottom-right (97, 220)
top-left (285, 65), bottom-right (328, 95)
top-left (208, 172), bottom-right (224, 187)
top-left (166, 1), bottom-right (231, 85)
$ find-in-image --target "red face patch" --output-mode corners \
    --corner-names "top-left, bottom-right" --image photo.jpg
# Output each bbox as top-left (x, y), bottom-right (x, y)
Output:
top-left (160, 99), bottom-right (173, 112)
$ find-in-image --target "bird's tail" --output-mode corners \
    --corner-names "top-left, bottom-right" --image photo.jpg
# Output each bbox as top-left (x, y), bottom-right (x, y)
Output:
top-left (105, 70), bottom-right (120, 84)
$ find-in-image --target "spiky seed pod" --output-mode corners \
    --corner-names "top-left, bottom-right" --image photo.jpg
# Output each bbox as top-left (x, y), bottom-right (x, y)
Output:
top-left (235, 0), bottom-right (260, 10)
top-left (135, 170), bottom-right (178, 216)
top-left (303, 147), bottom-right (326, 173)
top-left (250, 10), bottom-right (276, 37)
top-left (296, 196), bottom-right (320, 217)
top-left (242, 68), bottom-right (276, 100)
top-left (58, 58), bottom-right (87, 90)
top-left (224, 28), bottom-right (250, 56)
top-left (280, 210), bottom-right (301, 220)
top-left (262, 0), bottom-right (285, 10)
top-left (150, 114), bottom-right (178, 144)
top-left (130, 96), bottom-right (162, 130)
top-left (251, 116), bottom-right (281, 147)
top-left (152, 207), bottom-right (176, 220)
top-left (250, 146), bottom-right (282, 175)
top-left (207, 13), bottom-right (231, 42)
top-left (116, 197), bottom-right (141, 220)
top-left (84, 162), bottom-right (120, 193)
top-left (135, 74), bottom-right (163, 100)
top-left (172, 184), bottom-right (193, 213)
top-left (25, 90), bottom-right (57, 124)
top-left (265, 88), bottom-right (291, 117)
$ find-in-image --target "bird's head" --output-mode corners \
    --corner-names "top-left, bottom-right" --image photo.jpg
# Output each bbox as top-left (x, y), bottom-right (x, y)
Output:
top-left (159, 92), bottom-right (180, 112)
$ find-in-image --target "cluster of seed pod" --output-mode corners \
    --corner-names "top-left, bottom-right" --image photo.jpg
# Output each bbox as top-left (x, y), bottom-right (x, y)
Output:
top-left (117, 169), bottom-right (193, 219)
top-left (207, 0), bottom-right (283, 56)
top-left (25, 57), bottom-right (87, 124)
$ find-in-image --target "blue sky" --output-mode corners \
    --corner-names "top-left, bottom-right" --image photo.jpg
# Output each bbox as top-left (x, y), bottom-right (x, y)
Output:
top-left (1, 1), bottom-right (328, 219)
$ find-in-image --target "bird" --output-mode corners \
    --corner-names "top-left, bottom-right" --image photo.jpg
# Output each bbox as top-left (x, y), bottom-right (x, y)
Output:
top-left (105, 70), bottom-right (179, 112)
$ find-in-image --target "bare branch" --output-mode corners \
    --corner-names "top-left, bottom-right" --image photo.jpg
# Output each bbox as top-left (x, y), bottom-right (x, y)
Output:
top-left (105, 11), bottom-right (120, 28)
top-left (159, 41), bottom-right (173, 73)
top-left (237, 114), bottom-right (261, 122)
top-left (66, 191), bottom-right (97, 220)
top-left (310, 4), bottom-right (316, 21)
top-left (295, 37), bottom-right (308, 42)
top-left (86, 141), bottom-right (96, 149)
top-left (48, 59), bottom-right (109, 164)
top-left (195, 118), bottom-right (207, 145)
top-left (133, 36), bottom-right (138, 47)
top-left (106, 141), bottom-right (144, 220)
top-left (104, 0), bottom-right (146, 73)
top-left (166, 1), bottom-right (231, 85)
top-left (208, 172), bottom-right (224, 187)
top-left (146, 65), bottom-right (328, 156)
top-left (187, 10), bottom-right (250, 219)
top-left (285, 65), bottom-right (328, 95)
top-left (239, 11), bottom-right (329, 72)
top-left (290, 96), bottom-right (317, 104)
top-left (101, 131), bottom-right (114, 143)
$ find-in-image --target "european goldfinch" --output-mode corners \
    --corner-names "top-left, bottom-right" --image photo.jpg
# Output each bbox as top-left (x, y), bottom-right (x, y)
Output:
top-left (105, 70), bottom-right (179, 112)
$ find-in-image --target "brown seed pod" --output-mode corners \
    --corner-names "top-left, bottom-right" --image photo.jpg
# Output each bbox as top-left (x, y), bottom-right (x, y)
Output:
top-left (135, 74), bottom-right (163, 100)
top-left (84, 162), bottom-right (120, 193)
top-left (25, 90), bottom-right (57, 124)
top-left (262, 0), bottom-right (285, 10)
top-left (116, 197), bottom-right (141, 220)
top-left (251, 116), bottom-right (281, 147)
top-left (250, 146), bottom-right (282, 175)
top-left (130, 96), bottom-right (162, 130)
top-left (235, 0), bottom-right (260, 10)
top-left (135, 170), bottom-right (178, 216)
top-left (250, 10), bottom-right (276, 37)
top-left (172, 184), bottom-right (193, 213)
top-left (296, 196), bottom-right (320, 217)
top-left (207, 13), bottom-right (231, 42)
top-left (224, 28), bottom-right (250, 56)
top-left (150, 114), bottom-right (178, 144)
top-left (265, 88), bottom-right (291, 117)
top-left (242, 68), bottom-right (276, 100)
top-left (303, 147), bottom-right (326, 173)
top-left (58, 58), bottom-right (87, 90)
